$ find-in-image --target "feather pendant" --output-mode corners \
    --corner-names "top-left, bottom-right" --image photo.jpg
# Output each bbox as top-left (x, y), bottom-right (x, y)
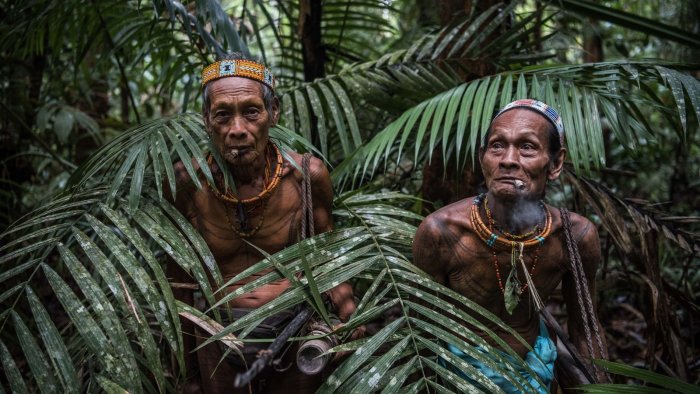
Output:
top-left (504, 264), bottom-right (522, 314)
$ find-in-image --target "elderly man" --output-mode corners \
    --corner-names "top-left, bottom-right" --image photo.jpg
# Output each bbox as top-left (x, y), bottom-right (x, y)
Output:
top-left (413, 99), bottom-right (608, 392)
top-left (168, 53), bottom-right (356, 393)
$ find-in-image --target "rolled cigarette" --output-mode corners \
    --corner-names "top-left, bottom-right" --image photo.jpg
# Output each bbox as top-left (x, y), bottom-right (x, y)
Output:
top-left (515, 180), bottom-right (525, 190)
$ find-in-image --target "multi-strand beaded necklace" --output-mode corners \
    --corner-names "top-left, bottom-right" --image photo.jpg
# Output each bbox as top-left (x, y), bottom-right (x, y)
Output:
top-left (208, 142), bottom-right (284, 237)
top-left (470, 193), bottom-right (552, 313)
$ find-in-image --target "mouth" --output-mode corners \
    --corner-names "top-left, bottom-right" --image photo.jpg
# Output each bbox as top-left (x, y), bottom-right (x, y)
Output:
top-left (496, 178), bottom-right (527, 190)
top-left (225, 146), bottom-right (253, 159)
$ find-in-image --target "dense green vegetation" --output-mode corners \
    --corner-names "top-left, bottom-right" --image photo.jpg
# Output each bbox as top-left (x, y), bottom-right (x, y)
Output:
top-left (1, 0), bottom-right (698, 392)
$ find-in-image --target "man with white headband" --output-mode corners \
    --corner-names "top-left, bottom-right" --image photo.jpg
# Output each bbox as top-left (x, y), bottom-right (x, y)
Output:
top-left (413, 99), bottom-right (608, 391)
top-left (168, 52), bottom-right (357, 393)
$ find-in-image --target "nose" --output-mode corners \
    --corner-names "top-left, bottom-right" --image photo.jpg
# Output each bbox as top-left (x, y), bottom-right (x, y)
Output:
top-left (225, 116), bottom-right (247, 140)
top-left (499, 146), bottom-right (520, 170)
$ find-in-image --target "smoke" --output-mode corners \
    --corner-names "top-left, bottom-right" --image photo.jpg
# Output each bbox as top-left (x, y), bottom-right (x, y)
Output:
top-left (505, 193), bottom-right (544, 233)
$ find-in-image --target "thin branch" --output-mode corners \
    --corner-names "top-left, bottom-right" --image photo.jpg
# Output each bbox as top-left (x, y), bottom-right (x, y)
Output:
top-left (91, 0), bottom-right (142, 124)
top-left (330, 1), bottom-right (351, 75)
top-left (0, 101), bottom-right (76, 172)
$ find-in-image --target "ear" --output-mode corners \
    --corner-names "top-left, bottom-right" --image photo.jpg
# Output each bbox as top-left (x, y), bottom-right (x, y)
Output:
top-left (548, 148), bottom-right (566, 180)
top-left (269, 96), bottom-right (281, 126)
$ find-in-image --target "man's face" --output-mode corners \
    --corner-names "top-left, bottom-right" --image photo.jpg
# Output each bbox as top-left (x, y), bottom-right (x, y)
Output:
top-left (479, 109), bottom-right (564, 201)
top-left (204, 77), bottom-right (279, 166)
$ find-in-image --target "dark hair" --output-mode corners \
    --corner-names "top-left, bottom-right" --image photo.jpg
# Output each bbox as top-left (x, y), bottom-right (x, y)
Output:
top-left (481, 107), bottom-right (562, 161)
top-left (201, 52), bottom-right (276, 118)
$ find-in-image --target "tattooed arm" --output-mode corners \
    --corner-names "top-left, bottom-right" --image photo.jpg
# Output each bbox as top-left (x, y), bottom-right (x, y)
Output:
top-left (413, 214), bottom-right (450, 285)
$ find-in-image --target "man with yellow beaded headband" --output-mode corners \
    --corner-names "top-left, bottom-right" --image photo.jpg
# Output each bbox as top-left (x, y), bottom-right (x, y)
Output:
top-left (167, 52), bottom-right (357, 393)
top-left (413, 99), bottom-right (609, 392)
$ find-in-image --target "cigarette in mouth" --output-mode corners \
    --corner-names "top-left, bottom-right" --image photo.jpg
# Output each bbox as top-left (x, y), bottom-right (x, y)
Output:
top-left (514, 180), bottom-right (525, 190)
top-left (230, 149), bottom-right (239, 158)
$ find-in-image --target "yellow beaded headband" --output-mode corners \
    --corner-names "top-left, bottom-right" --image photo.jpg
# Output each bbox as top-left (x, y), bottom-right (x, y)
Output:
top-left (201, 59), bottom-right (275, 90)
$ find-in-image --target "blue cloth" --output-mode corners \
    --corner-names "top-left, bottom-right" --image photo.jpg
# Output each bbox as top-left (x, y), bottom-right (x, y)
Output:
top-left (443, 320), bottom-right (557, 393)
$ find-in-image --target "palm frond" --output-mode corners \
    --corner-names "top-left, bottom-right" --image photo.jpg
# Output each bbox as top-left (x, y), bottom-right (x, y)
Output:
top-left (576, 359), bottom-right (700, 393)
top-left (553, 0), bottom-right (700, 48)
top-left (62, 113), bottom-right (315, 212)
top-left (259, 0), bottom-right (398, 86)
top-left (0, 193), bottom-right (224, 391)
top-left (194, 191), bottom-right (544, 393)
top-left (563, 169), bottom-right (700, 255)
top-left (277, 2), bottom-right (549, 160)
top-left (0, 179), bottom-right (542, 392)
top-left (331, 62), bottom-right (700, 184)
top-left (154, 0), bottom-right (243, 58)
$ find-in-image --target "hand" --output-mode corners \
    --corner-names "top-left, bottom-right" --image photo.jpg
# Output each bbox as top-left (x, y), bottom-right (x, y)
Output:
top-left (326, 283), bottom-right (356, 322)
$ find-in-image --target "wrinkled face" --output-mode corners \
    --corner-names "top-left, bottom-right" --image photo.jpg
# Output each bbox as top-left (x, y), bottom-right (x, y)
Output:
top-left (479, 109), bottom-right (565, 201)
top-left (204, 77), bottom-right (279, 166)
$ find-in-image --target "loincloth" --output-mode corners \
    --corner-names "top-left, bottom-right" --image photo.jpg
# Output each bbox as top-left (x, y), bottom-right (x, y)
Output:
top-left (441, 319), bottom-right (557, 393)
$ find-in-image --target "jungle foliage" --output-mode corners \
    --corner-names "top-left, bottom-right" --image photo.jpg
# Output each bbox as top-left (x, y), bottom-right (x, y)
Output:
top-left (0, 0), bottom-right (699, 392)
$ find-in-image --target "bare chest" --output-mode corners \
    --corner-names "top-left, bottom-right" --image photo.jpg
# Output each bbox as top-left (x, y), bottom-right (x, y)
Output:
top-left (447, 234), bottom-right (569, 314)
top-left (187, 178), bottom-right (304, 272)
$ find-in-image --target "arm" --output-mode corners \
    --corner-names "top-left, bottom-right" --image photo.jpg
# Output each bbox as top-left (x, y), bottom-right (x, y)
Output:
top-left (308, 155), bottom-right (333, 234)
top-left (561, 217), bottom-right (610, 381)
top-left (413, 215), bottom-right (449, 285)
top-left (307, 156), bottom-right (356, 322)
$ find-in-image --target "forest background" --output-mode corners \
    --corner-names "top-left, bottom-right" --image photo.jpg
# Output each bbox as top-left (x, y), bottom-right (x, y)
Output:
top-left (1, 0), bottom-right (699, 392)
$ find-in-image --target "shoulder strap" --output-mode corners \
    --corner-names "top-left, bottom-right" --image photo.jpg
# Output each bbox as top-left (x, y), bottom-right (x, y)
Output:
top-left (560, 207), bottom-right (607, 377)
top-left (300, 153), bottom-right (315, 240)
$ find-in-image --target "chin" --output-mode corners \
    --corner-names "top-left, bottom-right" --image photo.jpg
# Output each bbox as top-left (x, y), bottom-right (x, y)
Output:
top-left (493, 190), bottom-right (520, 201)
top-left (490, 186), bottom-right (541, 203)
top-left (488, 184), bottom-right (517, 197)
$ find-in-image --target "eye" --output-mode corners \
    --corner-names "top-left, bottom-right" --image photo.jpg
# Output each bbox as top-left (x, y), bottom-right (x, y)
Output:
top-left (244, 107), bottom-right (262, 118)
top-left (489, 141), bottom-right (504, 151)
top-left (520, 142), bottom-right (539, 156)
top-left (213, 110), bottom-right (230, 121)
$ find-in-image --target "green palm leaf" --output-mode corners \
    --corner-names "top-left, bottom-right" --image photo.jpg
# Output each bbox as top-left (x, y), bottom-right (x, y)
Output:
top-left (278, 2), bottom-right (549, 162)
top-left (553, 0), bottom-right (700, 48)
top-left (0, 340), bottom-right (29, 393)
top-left (3, 0), bottom-right (698, 391)
top-left (0, 185), bottom-right (227, 390)
top-left (62, 113), bottom-right (317, 211)
top-left (577, 360), bottom-right (700, 394)
top-left (332, 62), bottom-right (700, 183)
top-left (25, 287), bottom-right (79, 392)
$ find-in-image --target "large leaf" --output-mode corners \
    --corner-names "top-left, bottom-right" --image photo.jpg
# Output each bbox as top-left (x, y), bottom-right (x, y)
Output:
top-left (0, 190), bottom-right (223, 391)
top-left (577, 359), bottom-right (700, 394)
top-left (331, 62), bottom-right (700, 184)
top-left (65, 113), bottom-right (317, 211)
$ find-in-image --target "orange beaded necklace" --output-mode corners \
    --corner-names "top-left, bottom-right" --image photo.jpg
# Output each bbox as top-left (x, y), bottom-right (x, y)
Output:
top-left (470, 194), bottom-right (552, 251)
top-left (470, 193), bottom-right (551, 313)
top-left (207, 142), bottom-right (284, 237)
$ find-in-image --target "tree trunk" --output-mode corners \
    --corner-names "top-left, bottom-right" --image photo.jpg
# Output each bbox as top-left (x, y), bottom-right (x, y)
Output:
top-left (419, 0), bottom-right (510, 212)
top-left (583, 18), bottom-right (604, 63)
top-left (298, 0), bottom-right (324, 149)
top-left (0, 53), bottom-right (45, 228)
top-left (298, 0), bottom-right (325, 83)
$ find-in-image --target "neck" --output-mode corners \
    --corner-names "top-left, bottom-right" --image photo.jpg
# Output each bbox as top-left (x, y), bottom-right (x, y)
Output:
top-left (229, 155), bottom-right (266, 185)
top-left (485, 191), bottom-right (543, 235)
top-left (221, 142), bottom-right (271, 186)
